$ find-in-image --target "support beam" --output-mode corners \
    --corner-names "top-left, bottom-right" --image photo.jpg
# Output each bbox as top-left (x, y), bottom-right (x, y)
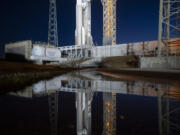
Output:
top-left (158, 0), bottom-right (180, 57)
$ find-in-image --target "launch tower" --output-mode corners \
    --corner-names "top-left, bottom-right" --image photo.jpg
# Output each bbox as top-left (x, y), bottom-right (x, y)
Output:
top-left (101, 0), bottom-right (117, 45)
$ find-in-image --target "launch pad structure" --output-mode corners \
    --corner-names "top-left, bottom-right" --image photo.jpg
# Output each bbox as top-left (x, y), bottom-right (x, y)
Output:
top-left (3, 1), bottom-right (180, 135)
top-left (102, 0), bottom-right (117, 46)
top-left (4, 0), bottom-right (180, 68)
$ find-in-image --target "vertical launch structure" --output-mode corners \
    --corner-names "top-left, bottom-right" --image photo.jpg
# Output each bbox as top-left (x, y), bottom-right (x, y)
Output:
top-left (158, 0), bottom-right (180, 56)
top-left (101, 0), bottom-right (117, 45)
top-left (75, 0), bottom-right (93, 47)
top-left (75, 1), bottom-right (93, 134)
top-left (48, 0), bottom-right (58, 47)
top-left (101, 1), bottom-right (117, 134)
top-left (48, 1), bottom-right (59, 135)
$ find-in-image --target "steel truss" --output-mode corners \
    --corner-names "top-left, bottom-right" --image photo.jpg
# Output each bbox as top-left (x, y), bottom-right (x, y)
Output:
top-left (59, 45), bottom-right (92, 59)
top-left (158, 0), bottom-right (180, 56)
top-left (101, 0), bottom-right (117, 45)
top-left (48, 0), bottom-right (58, 47)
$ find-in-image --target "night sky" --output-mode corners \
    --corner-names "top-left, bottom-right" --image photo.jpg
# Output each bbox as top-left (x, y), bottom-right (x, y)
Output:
top-left (0, 0), bottom-right (159, 57)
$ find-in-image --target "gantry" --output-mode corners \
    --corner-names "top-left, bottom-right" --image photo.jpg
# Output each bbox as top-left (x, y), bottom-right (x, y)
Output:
top-left (101, 0), bottom-right (117, 45)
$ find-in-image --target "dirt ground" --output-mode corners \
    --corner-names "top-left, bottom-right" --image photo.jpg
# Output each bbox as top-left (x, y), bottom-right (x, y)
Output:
top-left (96, 68), bottom-right (180, 84)
top-left (0, 61), bottom-right (75, 73)
top-left (0, 61), bottom-right (78, 93)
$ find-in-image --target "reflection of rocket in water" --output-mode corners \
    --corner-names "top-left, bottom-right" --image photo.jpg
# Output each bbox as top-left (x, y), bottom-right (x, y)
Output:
top-left (76, 92), bottom-right (93, 135)
top-left (48, 91), bottom-right (59, 135)
top-left (102, 93), bottom-right (116, 135)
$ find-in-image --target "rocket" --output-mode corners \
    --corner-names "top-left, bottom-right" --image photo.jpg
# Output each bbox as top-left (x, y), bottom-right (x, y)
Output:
top-left (75, 0), bottom-right (83, 46)
top-left (75, 0), bottom-right (93, 46)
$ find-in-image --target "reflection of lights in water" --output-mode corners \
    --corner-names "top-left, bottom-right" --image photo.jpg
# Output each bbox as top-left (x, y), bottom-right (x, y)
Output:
top-left (106, 101), bottom-right (111, 106)
top-left (106, 122), bottom-right (110, 127)
top-left (103, 93), bottom-right (116, 135)
top-left (108, 109), bottom-right (110, 112)
top-left (120, 115), bottom-right (125, 120)
top-left (27, 71), bottom-right (180, 100)
top-left (33, 81), bottom-right (45, 93)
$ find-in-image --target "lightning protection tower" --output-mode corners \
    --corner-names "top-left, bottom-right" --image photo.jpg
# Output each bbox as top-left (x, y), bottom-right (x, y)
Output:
top-left (157, 0), bottom-right (180, 56)
top-left (48, 0), bottom-right (58, 47)
top-left (101, 0), bottom-right (117, 46)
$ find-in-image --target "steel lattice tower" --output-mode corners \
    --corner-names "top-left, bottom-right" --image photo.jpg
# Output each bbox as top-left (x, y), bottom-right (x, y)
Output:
top-left (158, 0), bottom-right (180, 56)
top-left (101, 0), bottom-right (117, 46)
top-left (48, 0), bottom-right (58, 47)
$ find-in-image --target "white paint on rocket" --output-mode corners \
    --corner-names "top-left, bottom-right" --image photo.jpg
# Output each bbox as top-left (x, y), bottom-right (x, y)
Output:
top-left (75, 0), bottom-right (93, 46)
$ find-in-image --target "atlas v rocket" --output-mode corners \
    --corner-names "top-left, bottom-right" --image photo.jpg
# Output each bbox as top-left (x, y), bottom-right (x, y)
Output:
top-left (75, 1), bottom-right (93, 135)
top-left (75, 0), bottom-right (93, 46)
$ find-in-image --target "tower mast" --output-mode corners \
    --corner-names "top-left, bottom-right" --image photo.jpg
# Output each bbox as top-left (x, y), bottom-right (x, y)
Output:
top-left (158, 0), bottom-right (180, 56)
top-left (101, 0), bottom-right (117, 46)
top-left (48, 0), bottom-right (58, 47)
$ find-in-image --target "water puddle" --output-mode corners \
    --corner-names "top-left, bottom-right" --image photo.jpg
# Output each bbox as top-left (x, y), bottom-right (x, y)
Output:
top-left (0, 70), bottom-right (180, 135)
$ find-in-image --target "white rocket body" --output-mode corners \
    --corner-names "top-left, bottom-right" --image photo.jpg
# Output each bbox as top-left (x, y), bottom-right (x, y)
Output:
top-left (75, 3), bottom-right (93, 133)
top-left (75, 0), bottom-right (93, 46)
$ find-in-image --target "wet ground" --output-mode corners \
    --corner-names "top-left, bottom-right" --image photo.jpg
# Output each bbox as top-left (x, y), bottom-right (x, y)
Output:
top-left (0, 70), bottom-right (180, 135)
top-left (0, 61), bottom-right (78, 93)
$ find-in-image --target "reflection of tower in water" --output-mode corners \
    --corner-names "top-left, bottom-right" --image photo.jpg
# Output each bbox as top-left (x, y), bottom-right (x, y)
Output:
top-left (158, 84), bottom-right (180, 135)
top-left (48, 91), bottom-right (59, 135)
top-left (102, 93), bottom-right (116, 135)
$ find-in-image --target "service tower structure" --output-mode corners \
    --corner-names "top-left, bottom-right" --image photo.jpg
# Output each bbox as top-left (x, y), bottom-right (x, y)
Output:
top-left (101, 0), bottom-right (117, 45)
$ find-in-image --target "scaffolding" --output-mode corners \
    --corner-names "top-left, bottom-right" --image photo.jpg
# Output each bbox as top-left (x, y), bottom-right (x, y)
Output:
top-left (48, 0), bottom-right (58, 47)
top-left (158, 0), bottom-right (180, 56)
top-left (102, 0), bottom-right (117, 45)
